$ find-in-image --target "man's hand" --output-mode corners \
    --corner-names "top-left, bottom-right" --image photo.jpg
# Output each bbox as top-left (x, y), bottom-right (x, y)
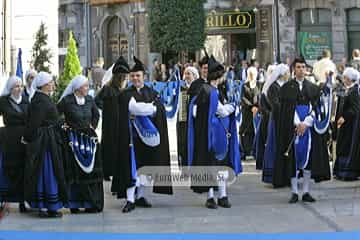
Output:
top-left (296, 123), bottom-right (307, 136)
top-left (337, 116), bottom-right (345, 128)
top-left (251, 106), bottom-right (258, 117)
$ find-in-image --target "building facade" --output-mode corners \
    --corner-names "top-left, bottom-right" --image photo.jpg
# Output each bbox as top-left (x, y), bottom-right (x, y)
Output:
top-left (59, 0), bottom-right (148, 71)
top-left (58, 0), bottom-right (360, 73)
top-left (278, 0), bottom-right (360, 65)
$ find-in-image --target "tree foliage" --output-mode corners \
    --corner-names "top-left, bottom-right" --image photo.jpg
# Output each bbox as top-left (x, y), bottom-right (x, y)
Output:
top-left (54, 31), bottom-right (82, 101)
top-left (32, 22), bottom-right (52, 73)
top-left (149, 0), bottom-right (206, 54)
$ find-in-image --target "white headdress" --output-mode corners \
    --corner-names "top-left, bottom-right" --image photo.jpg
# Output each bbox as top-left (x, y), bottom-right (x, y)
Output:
top-left (29, 71), bottom-right (53, 101)
top-left (184, 66), bottom-right (200, 80)
top-left (101, 64), bottom-right (114, 87)
top-left (59, 75), bottom-right (88, 102)
top-left (1, 76), bottom-right (22, 96)
top-left (25, 69), bottom-right (37, 82)
top-left (262, 63), bottom-right (289, 96)
top-left (343, 67), bottom-right (360, 82)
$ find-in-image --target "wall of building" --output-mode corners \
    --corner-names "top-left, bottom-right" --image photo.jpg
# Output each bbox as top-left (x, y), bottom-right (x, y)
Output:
top-left (278, 0), bottom-right (360, 64)
top-left (12, 0), bottom-right (58, 75)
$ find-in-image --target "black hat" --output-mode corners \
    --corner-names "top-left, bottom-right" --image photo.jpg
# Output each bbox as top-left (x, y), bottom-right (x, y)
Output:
top-left (112, 56), bottom-right (130, 74)
top-left (208, 55), bottom-right (225, 74)
top-left (207, 55), bottom-right (225, 81)
top-left (199, 49), bottom-right (210, 67)
top-left (130, 56), bottom-right (146, 72)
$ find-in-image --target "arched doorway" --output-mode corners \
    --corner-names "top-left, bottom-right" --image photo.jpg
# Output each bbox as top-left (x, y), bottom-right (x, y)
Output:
top-left (104, 16), bottom-right (128, 68)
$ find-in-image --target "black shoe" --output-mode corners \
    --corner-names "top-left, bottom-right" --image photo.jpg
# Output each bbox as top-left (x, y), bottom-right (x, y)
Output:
top-left (288, 193), bottom-right (299, 204)
top-left (19, 203), bottom-right (27, 213)
top-left (218, 197), bottom-right (231, 208)
top-left (122, 201), bottom-right (135, 213)
top-left (70, 208), bottom-right (80, 214)
top-left (47, 211), bottom-right (63, 218)
top-left (205, 198), bottom-right (217, 209)
top-left (38, 210), bottom-right (48, 218)
top-left (302, 193), bottom-right (316, 203)
top-left (84, 208), bottom-right (99, 213)
top-left (135, 197), bottom-right (152, 208)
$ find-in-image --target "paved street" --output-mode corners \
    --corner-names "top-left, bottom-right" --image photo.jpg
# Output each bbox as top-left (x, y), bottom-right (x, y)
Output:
top-left (0, 119), bottom-right (360, 234)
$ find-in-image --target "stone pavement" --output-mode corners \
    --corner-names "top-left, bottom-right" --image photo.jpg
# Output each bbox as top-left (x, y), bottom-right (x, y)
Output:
top-left (1, 161), bottom-right (360, 233)
top-left (1, 118), bottom-right (360, 233)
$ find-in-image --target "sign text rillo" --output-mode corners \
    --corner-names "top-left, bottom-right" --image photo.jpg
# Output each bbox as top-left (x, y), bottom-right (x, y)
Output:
top-left (206, 11), bottom-right (255, 30)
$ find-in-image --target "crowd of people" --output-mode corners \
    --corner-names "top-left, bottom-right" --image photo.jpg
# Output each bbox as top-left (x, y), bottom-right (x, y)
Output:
top-left (0, 47), bottom-right (359, 219)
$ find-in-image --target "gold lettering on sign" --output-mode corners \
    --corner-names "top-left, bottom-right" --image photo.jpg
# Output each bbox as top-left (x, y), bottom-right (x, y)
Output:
top-left (205, 11), bottom-right (254, 30)
top-left (207, 16), bottom-right (214, 27)
top-left (236, 15), bottom-right (247, 26)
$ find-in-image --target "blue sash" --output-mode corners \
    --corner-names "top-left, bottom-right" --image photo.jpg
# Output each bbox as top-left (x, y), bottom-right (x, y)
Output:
top-left (187, 96), bottom-right (197, 166)
top-left (294, 105), bottom-right (312, 169)
top-left (314, 77), bottom-right (333, 134)
top-left (128, 117), bottom-right (137, 183)
top-left (68, 130), bottom-right (97, 174)
top-left (132, 116), bottom-right (160, 147)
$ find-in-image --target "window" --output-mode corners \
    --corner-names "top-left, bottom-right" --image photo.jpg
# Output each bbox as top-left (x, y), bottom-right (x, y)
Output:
top-left (297, 8), bottom-right (331, 32)
top-left (347, 8), bottom-right (360, 58)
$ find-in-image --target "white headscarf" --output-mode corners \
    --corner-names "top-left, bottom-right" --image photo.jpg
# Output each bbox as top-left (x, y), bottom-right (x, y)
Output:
top-left (343, 67), bottom-right (359, 82)
top-left (184, 66), bottom-right (200, 80)
top-left (1, 76), bottom-right (22, 97)
top-left (25, 69), bottom-right (37, 83)
top-left (262, 63), bottom-right (289, 96)
top-left (101, 64), bottom-right (114, 87)
top-left (246, 66), bottom-right (258, 89)
top-left (59, 75), bottom-right (88, 102)
top-left (29, 71), bottom-right (53, 101)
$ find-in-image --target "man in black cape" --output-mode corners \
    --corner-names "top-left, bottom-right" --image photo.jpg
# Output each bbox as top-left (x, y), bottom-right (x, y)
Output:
top-left (111, 56), bottom-right (173, 213)
top-left (273, 57), bottom-right (330, 203)
top-left (188, 55), bottom-right (242, 209)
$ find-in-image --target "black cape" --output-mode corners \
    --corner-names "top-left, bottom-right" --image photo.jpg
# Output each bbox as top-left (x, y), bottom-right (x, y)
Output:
top-left (111, 85), bottom-right (173, 198)
top-left (188, 78), bottom-right (206, 101)
top-left (190, 83), bottom-right (232, 193)
top-left (273, 79), bottom-right (331, 188)
top-left (95, 85), bottom-right (122, 177)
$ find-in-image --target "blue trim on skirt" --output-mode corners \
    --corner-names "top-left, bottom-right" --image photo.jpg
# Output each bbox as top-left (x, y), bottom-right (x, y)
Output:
top-left (262, 120), bottom-right (276, 184)
top-left (30, 151), bottom-right (64, 211)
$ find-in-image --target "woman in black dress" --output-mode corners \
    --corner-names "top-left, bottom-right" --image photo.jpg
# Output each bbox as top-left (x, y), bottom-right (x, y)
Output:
top-left (58, 75), bottom-right (103, 213)
top-left (0, 76), bottom-right (28, 213)
top-left (334, 67), bottom-right (360, 180)
top-left (239, 67), bottom-right (261, 160)
top-left (23, 72), bottom-right (67, 218)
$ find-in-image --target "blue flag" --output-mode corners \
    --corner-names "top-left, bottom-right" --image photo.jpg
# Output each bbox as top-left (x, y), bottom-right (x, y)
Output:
top-left (16, 48), bottom-right (23, 80)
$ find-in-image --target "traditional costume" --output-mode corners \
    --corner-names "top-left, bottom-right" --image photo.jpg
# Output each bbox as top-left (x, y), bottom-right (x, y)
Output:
top-left (23, 72), bottom-right (67, 218)
top-left (239, 67), bottom-right (260, 159)
top-left (188, 55), bottom-right (242, 209)
top-left (261, 64), bottom-right (289, 184)
top-left (58, 75), bottom-right (104, 213)
top-left (95, 56), bottom-right (129, 180)
top-left (111, 56), bottom-right (173, 213)
top-left (273, 59), bottom-right (331, 203)
top-left (0, 76), bottom-right (28, 212)
top-left (333, 67), bottom-right (360, 180)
